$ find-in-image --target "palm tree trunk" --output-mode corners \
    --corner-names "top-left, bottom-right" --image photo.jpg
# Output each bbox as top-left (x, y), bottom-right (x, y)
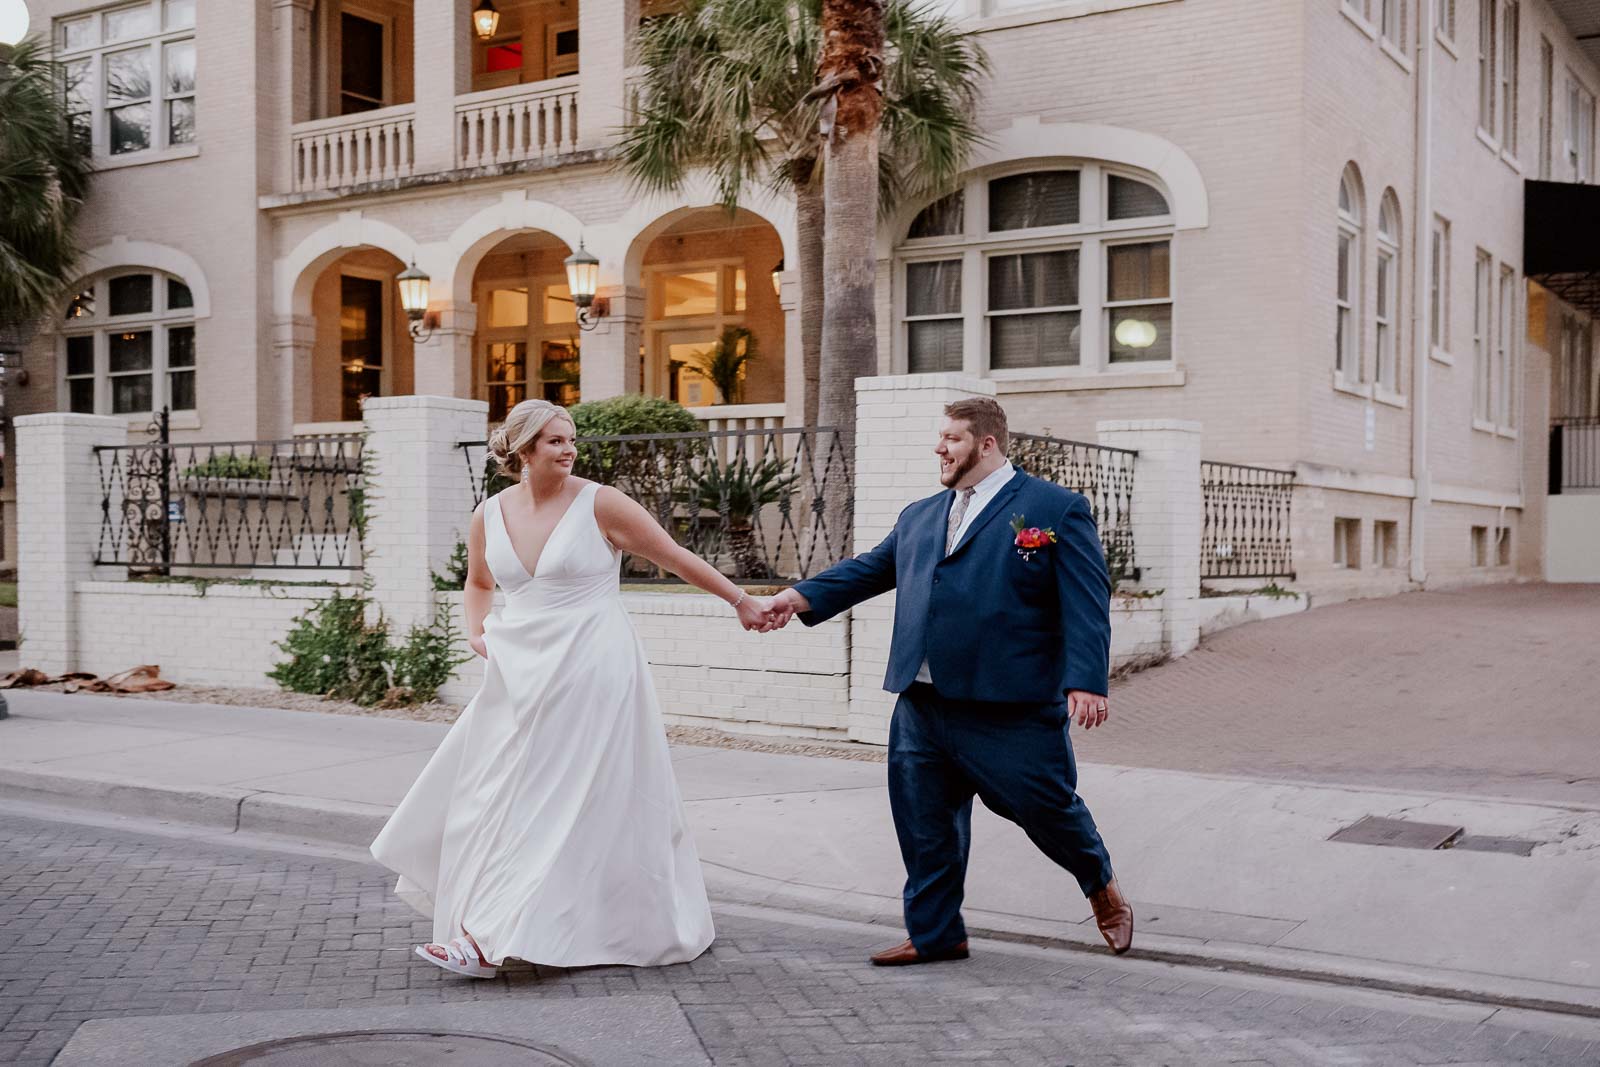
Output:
top-left (792, 161), bottom-right (826, 430)
top-left (815, 0), bottom-right (885, 460)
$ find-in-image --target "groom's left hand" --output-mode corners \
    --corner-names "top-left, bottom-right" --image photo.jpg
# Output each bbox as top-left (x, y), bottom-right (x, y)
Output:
top-left (1068, 689), bottom-right (1109, 730)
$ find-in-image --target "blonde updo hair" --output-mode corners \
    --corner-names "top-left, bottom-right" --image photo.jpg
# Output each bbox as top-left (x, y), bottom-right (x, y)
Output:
top-left (487, 398), bottom-right (576, 478)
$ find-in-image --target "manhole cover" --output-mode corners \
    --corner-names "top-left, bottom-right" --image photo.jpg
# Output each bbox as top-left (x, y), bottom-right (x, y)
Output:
top-left (1328, 815), bottom-right (1462, 850)
top-left (1451, 834), bottom-right (1539, 856)
top-left (188, 1030), bottom-right (586, 1067)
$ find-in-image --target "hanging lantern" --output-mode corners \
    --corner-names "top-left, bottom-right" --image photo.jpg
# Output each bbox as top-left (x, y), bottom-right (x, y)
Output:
top-left (472, 0), bottom-right (501, 40)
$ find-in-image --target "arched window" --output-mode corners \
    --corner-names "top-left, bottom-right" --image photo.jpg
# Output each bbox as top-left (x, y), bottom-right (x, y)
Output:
top-left (1336, 164), bottom-right (1364, 382)
top-left (1375, 190), bottom-right (1402, 394)
top-left (897, 163), bottom-right (1174, 377)
top-left (61, 270), bottom-right (196, 415)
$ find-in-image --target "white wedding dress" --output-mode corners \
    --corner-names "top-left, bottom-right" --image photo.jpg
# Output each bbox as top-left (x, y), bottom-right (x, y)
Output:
top-left (370, 481), bottom-right (715, 968)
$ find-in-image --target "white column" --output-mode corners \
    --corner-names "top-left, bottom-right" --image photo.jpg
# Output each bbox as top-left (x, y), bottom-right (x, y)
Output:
top-left (845, 373), bottom-right (995, 744)
top-left (271, 0), bottom-right (314, 193)
top-left (779, 272), bottom-right (804, 427)
top-left (361, 396), bottom-right (487, 634)
top-left (271, 314), bottom-right (315, 437)
top-left (1096, 419), bottom-right (1203, 656)
top-left (15, 413), bottom-right (128, 675)
top-left (412, 2), bottom-right (470, 174)
top-left (413, 302), bottom-right (477, 400)
top-left (579, 284), bottom-right (643, 402)
top-left (577, 0), bottom-right (636, 148)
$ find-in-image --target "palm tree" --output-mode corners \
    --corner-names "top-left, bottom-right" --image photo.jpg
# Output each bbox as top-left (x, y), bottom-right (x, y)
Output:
top-left (618, 0), bottom-right (986, 434)
top-left (0, 38), bottom-right (93, 339)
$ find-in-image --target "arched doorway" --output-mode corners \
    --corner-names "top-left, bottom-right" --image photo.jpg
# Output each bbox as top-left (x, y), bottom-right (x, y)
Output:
top-left (306, 248), bottom-right (414, 424)
top-left (468, 230), bottom-right (579, 421)
top-left (634, 208), bottom-right (786, 410)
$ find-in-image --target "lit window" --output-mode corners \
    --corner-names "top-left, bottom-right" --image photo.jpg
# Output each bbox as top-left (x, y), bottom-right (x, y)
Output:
top-left (898, 164), bottom-right (1175, 377)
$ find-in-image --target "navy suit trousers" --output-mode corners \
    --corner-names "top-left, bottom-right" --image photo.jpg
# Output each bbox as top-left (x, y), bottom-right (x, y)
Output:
top-left (889, 683), bottom-right (1115, 955)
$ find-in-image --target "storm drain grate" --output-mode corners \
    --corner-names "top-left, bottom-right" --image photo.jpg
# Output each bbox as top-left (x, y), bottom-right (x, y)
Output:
top-left (1448, 834), bottom-right (1539, 856)
top-left (1328, 815), bottom-right (1463, 850)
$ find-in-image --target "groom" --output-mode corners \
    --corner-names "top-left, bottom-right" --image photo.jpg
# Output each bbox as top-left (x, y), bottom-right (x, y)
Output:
top-left (767, 397), bottom-right (1132, 964)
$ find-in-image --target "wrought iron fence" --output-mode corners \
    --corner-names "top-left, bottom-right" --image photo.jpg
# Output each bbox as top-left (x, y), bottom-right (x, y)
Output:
top-left (1199, 460), bottom-right (1295, 579)
top-left (94, 412), bottom-right (365, 572)
top-left (1550, 417), bottom-right (1600, 493)
top-left (1006, 432), bottom-right (1138, 584)
top-left (459, 427), bottom-right (854, 582)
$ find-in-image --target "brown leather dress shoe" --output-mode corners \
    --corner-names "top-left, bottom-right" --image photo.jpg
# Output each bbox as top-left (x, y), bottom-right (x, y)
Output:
top-left (1088, 878), bottom-right (1134, 955)
top-left (869, 938), bottom-right (970, 966)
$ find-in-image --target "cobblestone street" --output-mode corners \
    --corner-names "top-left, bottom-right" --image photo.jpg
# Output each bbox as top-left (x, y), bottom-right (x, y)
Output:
top-left (2, 808), bottom-right (1596, 1066)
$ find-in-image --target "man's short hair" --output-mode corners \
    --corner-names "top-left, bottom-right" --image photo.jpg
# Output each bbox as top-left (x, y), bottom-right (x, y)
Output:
top-left (944, 397), bottom-right (1010, 451)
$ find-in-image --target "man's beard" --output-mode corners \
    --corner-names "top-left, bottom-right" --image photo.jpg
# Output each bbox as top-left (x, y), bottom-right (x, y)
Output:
top-left (940, 450), bottom-right (980, 487)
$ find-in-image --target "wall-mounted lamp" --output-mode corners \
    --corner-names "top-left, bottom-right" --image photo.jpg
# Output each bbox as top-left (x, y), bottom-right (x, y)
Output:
top-left (770, 257), bottom-right (784, 298)
top-left (564, 242), bottom-right (608, 331)
top-left (472, 0), bottom-right (501, 40)
top-left (397, 261), bottom-right (438, 342)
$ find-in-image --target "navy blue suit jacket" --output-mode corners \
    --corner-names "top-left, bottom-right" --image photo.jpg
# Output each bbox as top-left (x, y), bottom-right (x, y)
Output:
top-left (792, 469), bottom-right (1112, 702)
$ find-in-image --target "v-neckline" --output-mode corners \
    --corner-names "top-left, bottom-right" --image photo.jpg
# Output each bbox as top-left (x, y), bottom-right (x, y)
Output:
top-left (495, 483), bottom-right (587, 580)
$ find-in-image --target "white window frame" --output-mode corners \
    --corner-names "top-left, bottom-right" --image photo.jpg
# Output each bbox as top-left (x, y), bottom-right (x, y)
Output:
top-left (1336, 166), bottom-right (1364, 388)
top-left (901, 256), bottom-right (966, 374)
top-left (1478, 0), bottom-right (1497, 137)
top-left (55, 1), bottom-right (197, 164)
top-left (1375, 193), bottom-right (1401, 396)
top-left (1473, 250), bottom-right (1493, 427)
top-left (476, 271), bottom-right (584, 419)
top-left (1499, 0), bottom-right (1519, 155)
top-left (1496, 264), bottom-right (1517, 432)
top-left (1539, 37), bottom-right (1554, 179)
top-left (1380, 0), bottom-right (1403, 50)
top-left (1566, 74), bottom-right (1596, 182)
top-left (895, 161), bottom-right (1176, 381)
top-left (1430, 215), bottom-right (1451, 361)
top-left (58, 270), bottom-right (197, 420)
top-left (1436, 0), bottom-right (1456, 41)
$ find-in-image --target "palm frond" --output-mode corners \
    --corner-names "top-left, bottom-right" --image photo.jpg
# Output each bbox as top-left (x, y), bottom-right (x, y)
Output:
top-left (0, 36), bottom-right (94, 327)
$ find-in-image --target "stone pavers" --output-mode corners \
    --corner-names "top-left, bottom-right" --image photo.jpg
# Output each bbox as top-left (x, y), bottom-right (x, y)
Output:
top-left (1097, 584), bottom-right (1600, 805)
top-left (2, 809), bottom-right (1597, 1066)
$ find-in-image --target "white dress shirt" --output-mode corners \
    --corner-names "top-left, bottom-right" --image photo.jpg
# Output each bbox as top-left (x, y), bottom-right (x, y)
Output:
top-left (915, 461), bottom-right (1015, 684)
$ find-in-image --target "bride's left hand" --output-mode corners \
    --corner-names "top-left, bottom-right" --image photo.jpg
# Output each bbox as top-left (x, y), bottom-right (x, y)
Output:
top-left (469, 634), bottom-right (489, 659)
top-left (735, 595), bottom-right (773, 632)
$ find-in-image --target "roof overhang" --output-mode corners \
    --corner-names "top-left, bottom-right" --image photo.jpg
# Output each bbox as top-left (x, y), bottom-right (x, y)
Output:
top-left (1525, 179), bottom-right (1600, 317)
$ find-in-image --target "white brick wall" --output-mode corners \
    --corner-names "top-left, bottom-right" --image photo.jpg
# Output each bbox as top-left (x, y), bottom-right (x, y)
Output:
top-left (72, 580), bottom-right (354, 687)
top-left (15, 413), bottom-right (127, 674)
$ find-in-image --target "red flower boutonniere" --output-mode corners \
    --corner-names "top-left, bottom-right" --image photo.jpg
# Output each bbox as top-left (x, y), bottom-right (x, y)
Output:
top-left (1009, 514), bottom-right (1058, 561)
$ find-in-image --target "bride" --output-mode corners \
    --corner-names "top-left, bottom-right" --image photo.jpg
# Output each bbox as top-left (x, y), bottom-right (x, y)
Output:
top-left (370, 398), bottom-right (775, 978)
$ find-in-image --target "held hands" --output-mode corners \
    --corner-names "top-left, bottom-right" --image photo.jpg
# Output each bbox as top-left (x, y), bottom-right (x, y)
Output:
top-left (734, 588), bottom-right (810, 633)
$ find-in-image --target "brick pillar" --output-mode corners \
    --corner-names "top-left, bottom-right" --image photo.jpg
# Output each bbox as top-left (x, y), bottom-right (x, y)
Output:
top-left (577, 0), bottom-right (636, 148)
top-left (271, 0), bottom-right (314, 193)
top-left (845, 373), bottom-right (995, 744)
top-left (1096, 419), bottom-right (1203, 656)
top-left (15, 413), bottom-right (128, 674)
top-left (579, 284), bottom-right (643, 402)
top-left (361, 396), bottom-right (487, 634)
top-left (412, 1), bottom-right (470, 173)
top-left (271, 314), bottom-right (315, 437)
top-left (413, 302), bottom-right (477, 400)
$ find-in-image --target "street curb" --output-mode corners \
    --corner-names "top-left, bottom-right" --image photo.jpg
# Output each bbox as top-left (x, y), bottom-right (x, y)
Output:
top-left (701, 863), bottom-right (1600, 1021)
top-left (8, 760), bottom-right (1600, 1021)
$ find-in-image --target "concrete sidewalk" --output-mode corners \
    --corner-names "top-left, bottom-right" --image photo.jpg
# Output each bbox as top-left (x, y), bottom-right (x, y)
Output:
top-left (2, 690), bottom-right (1597, 1017)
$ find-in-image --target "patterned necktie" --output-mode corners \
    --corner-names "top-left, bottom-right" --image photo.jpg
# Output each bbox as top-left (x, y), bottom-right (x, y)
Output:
top-left (945, 487), bottom-right (977, 555)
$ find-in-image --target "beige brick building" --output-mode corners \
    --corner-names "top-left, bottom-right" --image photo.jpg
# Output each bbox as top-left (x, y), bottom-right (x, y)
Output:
top-left (5, 0), bottom-right (1598, 592)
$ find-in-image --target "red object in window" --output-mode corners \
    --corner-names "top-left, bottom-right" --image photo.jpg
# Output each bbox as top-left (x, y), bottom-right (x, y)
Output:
top-left (486, 42), bottom-right (522, 72)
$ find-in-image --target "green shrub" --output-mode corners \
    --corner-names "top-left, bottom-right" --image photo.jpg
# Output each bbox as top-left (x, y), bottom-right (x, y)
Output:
top-left (269, 591), bottom-right (472, 706)
top-left (569, 394), bottom-right (701, 437)
top-left (182, 454), bottom-right (271, 480)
